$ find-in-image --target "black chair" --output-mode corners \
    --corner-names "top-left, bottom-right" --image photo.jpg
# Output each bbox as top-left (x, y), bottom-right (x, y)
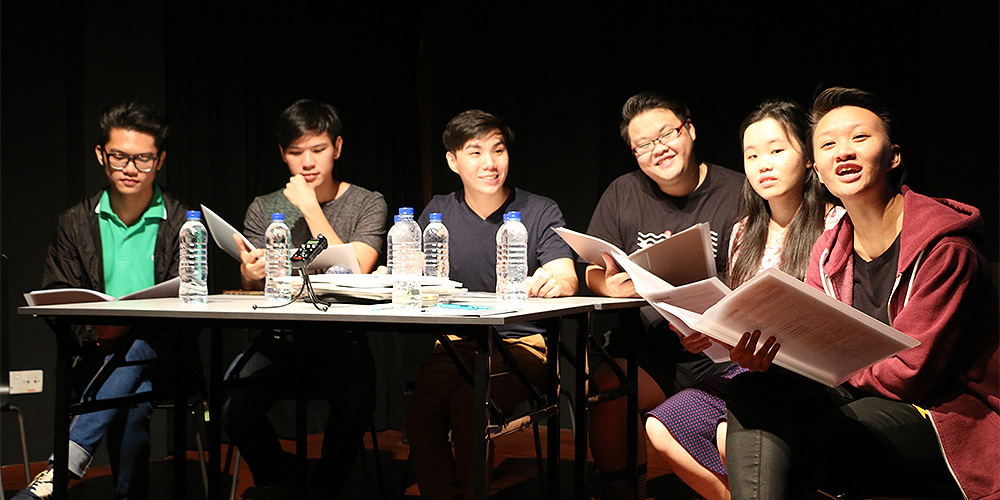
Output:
top-left (1, 254), bottom-right (33, 500)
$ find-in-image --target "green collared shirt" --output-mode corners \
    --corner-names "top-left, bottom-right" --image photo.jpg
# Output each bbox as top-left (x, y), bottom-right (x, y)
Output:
top-left (97, 186), bottom-right (166, 298)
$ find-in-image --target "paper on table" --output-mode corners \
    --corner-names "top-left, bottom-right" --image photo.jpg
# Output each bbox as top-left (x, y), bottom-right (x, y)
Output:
top-left (24, 277), bottom-right (180, 306)
top-left (649, 268), bottom-right (921, 387)
top-left (202, 204), bottom-right (254, 262)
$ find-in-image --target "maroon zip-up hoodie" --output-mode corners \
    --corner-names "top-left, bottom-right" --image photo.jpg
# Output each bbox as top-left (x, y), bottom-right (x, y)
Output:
top-left (807, 186), bottom-right (999, 500)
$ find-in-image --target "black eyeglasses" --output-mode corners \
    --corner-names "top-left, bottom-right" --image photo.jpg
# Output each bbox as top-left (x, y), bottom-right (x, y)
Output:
top-left (100, 146), bottom-right (160, 173)
top-left (631, 119), bottom-right (689, 156)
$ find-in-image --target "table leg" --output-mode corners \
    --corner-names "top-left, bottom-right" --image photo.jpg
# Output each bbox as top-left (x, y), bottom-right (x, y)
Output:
top-left (174, 376), bottom-right (188, 500)
top-left (49, 318), bottom-right (73, 500)
top-left (574, 312), bottom-right (590, 500)
top-left (626, 329), bottom-right (638, 500)
top-left (546, 317), bottom-right (562, 500)
top-left (207, 327), bottom-right (223, 499)
top-left (473, 326), bottom-right (492, 500)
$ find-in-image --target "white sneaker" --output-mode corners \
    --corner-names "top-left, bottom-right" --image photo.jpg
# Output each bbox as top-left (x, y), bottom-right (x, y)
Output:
top-left (12, 467), bottom-right (54, 500)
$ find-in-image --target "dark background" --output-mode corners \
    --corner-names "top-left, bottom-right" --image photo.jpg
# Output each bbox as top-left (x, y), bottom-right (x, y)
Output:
top-left (3, 1), bottom-right (997, 467)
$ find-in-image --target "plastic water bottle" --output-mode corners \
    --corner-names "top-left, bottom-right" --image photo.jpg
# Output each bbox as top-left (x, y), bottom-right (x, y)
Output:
top-left (495, 212), bottom-right (511, 298)
top-left (391, 207), bottom-right (422, 309)
top-left (179, 210), bottom-right (208, 304)
top-left (422, 213), bottom-right (449, 278)
top-left (497, 211), bottom-right (527, 303)
top-left (386, 214), bottom-right (401, 274)
top-left (264, 213), bottom-right (291, 302)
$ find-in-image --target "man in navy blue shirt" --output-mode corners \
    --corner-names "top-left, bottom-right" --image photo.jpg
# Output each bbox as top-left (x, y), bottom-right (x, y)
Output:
top-left (405, 109), bottom-right (578, 500)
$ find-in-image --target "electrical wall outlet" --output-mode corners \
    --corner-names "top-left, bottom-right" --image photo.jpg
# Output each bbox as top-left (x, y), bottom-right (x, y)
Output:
top-left (10, 370), bottom-right (43, 394)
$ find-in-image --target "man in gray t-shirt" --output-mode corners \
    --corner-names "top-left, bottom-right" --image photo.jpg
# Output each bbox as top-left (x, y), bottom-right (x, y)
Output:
top-left (223, 100), bottom-right (387, 498)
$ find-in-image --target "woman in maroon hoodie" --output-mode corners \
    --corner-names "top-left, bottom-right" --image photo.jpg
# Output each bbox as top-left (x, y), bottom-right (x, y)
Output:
top-left (724, 87), bottom-right (999, 500)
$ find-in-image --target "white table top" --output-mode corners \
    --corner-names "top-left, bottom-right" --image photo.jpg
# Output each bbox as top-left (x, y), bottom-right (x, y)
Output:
top-left (18, 294), bottom-right (642, 326)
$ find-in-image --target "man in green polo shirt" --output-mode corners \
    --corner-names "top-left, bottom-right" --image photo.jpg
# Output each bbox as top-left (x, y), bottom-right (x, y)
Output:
top-left (16, 101), bottom-right (190, 500)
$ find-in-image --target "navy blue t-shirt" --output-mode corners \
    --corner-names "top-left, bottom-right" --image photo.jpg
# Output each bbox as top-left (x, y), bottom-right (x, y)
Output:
top-left (418, 188), bottom-right (574, 293)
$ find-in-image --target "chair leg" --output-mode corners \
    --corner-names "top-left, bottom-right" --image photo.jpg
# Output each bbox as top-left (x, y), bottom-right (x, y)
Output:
top-left (6, 405), bottom-right (32, 485)
top-left (191, 402), bottom-right (210, 499)
top-left (532, 422), bottom-right (546, 498)
top-left (228, 450), bottom-right (241, 500)
top-left (369, 426), bottom-right (387, 500)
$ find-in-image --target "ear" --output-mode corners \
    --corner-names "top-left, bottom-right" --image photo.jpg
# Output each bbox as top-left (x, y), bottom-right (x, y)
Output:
top-left (811, 161), bottom-right (823, 184)
top-left (888, 144), bottom-right (901, 171)
top-left (332, 135), bottom-right (343, 160)
top-left (278, 144), bottom-right (287, 163)
top-left (95, 145), bottom-right (105, 166)
top-left (446, 151), bottom-right (458, 173)
top-left (155, 150), bottom-right (166, 173)
top-left (686, 120), bottom-right (697, 142)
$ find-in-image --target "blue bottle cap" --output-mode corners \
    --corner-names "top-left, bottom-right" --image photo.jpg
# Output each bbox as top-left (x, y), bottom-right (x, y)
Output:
top-left (271, 212), bottom-right (285, 222)
top-left (393, 215), bottom-right (401, 223)
top-left (508, 211), bottom-right (521, 220)
top-left (502, 212), bottom-right (511, 222)
top-left (186, 210), bottom-right (201, 220)
top-left (398, 207), bottom-right (414, 216)
top-left (429, 212), bottom-right (442, 222)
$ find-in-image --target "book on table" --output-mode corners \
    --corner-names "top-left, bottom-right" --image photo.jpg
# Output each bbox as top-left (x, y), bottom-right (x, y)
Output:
top-left (554, 227), bottom-right (920, 385)
top-left (24, 277), bottom-right (180, 306)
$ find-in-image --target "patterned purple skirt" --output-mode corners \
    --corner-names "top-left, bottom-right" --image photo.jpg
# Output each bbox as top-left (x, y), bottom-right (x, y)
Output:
top-left (646, 364), bottom-right (747, 475)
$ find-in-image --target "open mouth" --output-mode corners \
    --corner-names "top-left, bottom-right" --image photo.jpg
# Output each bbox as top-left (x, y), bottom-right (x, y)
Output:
top-left (835, 164), bottom-right (861, 176)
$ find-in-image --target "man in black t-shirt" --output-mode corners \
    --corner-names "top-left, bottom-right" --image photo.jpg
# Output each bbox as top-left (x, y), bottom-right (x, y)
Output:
top-left (405, 110), bottom-right (577, 500)
top-left (585, 92), bottom-right (743, 499)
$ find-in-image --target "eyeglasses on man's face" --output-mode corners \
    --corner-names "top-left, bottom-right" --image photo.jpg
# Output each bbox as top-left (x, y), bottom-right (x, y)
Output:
top-left (101, 146), bottom-right (160, 173)
top-left (631, 119), bottom-right (689, 156)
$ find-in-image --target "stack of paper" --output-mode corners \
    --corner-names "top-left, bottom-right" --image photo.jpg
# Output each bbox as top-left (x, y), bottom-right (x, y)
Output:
top-left (275, 274), bottom-right (467, 302)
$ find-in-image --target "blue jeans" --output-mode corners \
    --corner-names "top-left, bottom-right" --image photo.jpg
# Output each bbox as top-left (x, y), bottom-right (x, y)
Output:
top-left (63, 334), bottom-right (172, 500)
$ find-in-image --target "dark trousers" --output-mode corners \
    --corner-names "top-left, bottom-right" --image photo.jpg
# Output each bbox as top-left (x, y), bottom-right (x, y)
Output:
top-left (222, 331), bottom-right (376, 493)
top-left (725, 369), bottom-right (962, 500)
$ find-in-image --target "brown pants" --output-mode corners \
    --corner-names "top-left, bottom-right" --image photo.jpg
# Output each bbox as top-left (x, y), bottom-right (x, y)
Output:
top-left (405, 333), bottom-right (547, 500)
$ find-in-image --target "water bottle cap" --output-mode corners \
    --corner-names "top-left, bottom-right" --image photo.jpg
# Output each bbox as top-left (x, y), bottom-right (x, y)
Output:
top-left (393, 215), bottom-right (401, 223)
top-left (508, 211), bottom-right (521, 220)
top-left (429, 212), bottom-right (442, 222)
top-left (186, 210), bottom-right (201, 220)
top-left (398, 207), bottom-right (414, 216)
top-left (502, 212), bottom-right (511, 222)
top-left (271, 212), bottom-right (285, 222)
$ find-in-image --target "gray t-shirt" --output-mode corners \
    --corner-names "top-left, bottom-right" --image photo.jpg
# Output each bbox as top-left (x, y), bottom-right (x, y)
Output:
top-left (243, 184), bottom-right (388, 255)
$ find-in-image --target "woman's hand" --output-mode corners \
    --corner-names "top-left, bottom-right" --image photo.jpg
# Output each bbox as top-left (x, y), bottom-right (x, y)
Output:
top-left (729, 330), bottom-right (779, 372)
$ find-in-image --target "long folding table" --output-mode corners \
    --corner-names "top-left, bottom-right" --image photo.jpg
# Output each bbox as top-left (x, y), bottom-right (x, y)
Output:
top-left (20, 294), bottom-right (644, 500)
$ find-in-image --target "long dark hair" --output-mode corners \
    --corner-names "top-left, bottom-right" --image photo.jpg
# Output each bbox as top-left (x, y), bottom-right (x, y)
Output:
top-left (728, 100), bottom-right (835, 288)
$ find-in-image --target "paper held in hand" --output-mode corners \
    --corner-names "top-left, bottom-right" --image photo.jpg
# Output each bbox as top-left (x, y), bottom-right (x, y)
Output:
top-left (554, 225), bottom-right (732, 362)
top-left (24, 277), bottom-right (181, 306)
top-left (201, 204), bottom-right (359, 273)
top-left (553, 227), bottom-right (920, 386)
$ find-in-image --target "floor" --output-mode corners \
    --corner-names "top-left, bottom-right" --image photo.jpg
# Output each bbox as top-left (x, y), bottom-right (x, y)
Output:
top-left (1, 426), bottom-right (705, 500)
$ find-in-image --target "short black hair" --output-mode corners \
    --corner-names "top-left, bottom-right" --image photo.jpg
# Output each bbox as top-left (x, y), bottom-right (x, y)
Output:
top-left (619, 91), bottom-right (691, 145)
top-left (276, 99), bottom-right (343, 149)
top-left (810, 87), bottom-right (895, 143)
top-left (98, 100), bottom-right (169, 150)
top-left (442, 109), bottom-right (514, 153)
